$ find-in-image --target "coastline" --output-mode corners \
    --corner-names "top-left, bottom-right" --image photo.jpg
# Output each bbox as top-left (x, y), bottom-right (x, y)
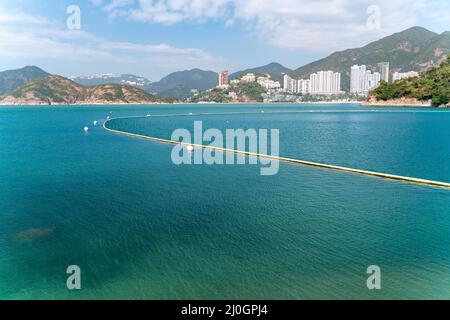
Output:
top-left (0, 101), bottom-right (363, 107)
top-left (362, 97), bottom-right (433, 108)
top-left (0, 101), bottom-right (174, 107)
top-left (2, 100), bottom-right (447, 108)
top-left (362, 102), bottom-right (433, 107)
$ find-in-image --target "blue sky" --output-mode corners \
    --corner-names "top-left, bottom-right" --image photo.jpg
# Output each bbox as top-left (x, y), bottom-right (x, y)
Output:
top-left (0, 0), bottom-right (449, 81)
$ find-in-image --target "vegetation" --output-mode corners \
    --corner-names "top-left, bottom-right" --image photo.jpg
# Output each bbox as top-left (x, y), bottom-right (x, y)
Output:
top-left (231, 82), bottom-right (266, 101)
top-left (370, 55), bottom-right (450, 106)
top-left (0, 66), bottom-right (49, 96)
top-left (189, 88), bottom-right (232, 103)
top-left (290, 27), bottom-right (450, 91)
top-left (189, 82), bottom-right (266, 103)
top-left (147, 69), bottom-right (218, 99)
top-left (1, 75), bottom-right (174, 105)
top-left (229, 62), bottom-right (291, 83)
top-left (9, 76), bottom-right (81, 103)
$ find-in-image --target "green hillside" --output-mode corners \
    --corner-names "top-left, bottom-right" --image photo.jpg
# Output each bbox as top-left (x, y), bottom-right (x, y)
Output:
top-left (189, 82), bottom-right (266, 103)
top-left (147, 68), bottom-right (218, 99)
top-left (370, 55), bottom-right (450, 106)
top-left (0, 66), bottom-right (49, 95)
top-left (290, 27), bottom-right (450, 91)
top-left (0, 75), bottom-right (173, 105)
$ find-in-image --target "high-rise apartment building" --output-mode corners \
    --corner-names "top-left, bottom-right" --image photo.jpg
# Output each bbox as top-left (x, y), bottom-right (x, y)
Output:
top-left (351, 65), bottom-right (381, 94)
top-left (218, 70), bottom-right (229, 87)
top-left (284, 72), bottom-right (341, 95)
top-left (297, 79), bottom-right (311, 94)
top-left (378, 62), bottom-right (390, 83)
top-left (309, 71), bottom-right (341, 95)
top-left (283, 74), bottom-right (297, 93)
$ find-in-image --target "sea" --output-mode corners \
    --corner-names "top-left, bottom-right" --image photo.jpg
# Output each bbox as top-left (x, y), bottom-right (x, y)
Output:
top-left (1, 103), bottom-right (450, 299)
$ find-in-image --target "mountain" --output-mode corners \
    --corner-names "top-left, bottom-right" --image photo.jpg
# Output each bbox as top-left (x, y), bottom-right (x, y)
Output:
top-left (0, 66), bottom-right (49, 96)
top-left (290, 27), bottom-right (450, 91)
top-left (367, 55), bottom-right (450, 107)
top-left (72, 74), bottom-right (152, 88)
top-left (0, 75), bottom-right (172, 105)
top-left (230, 62), bottom-right (291, 83)
top-left (147, 69), bottom-right (218, 99)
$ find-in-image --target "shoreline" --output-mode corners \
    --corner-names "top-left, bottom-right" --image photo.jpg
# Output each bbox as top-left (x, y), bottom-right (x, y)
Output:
top-left (362, 97), bottom-right (433, 108)
top-left (0, 102), bottom-right (174, 107)
top-left (362, 102), bottom-right (433, 107)
top-left (1, 101), bottom-right (448, 109)
top-left (0, 101), bottom-right (363, 107)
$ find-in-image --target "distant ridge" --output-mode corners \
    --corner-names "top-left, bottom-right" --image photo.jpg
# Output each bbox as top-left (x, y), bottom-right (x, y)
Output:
top-left (0, 66), bottom-right (49, 95)
top-left (147, 68), bottom-right (218, 99)
top-left (0, 75), bottom-right (172, 105)
top-left (290, 27), bottom-right (450, 91)
top-left (72, 74), bottom-right (152, 89)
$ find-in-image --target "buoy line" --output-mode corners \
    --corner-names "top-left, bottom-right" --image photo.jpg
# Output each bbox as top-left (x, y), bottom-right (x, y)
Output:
top-left (103, 111), bottom-right (450, 190)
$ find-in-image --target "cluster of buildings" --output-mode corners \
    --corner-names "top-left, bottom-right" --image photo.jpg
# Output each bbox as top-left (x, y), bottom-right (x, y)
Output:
top-left (350, 65), bottom-right (382, 94)
top-left (218, 71), bottom-right (281, 90)
top-left (392, 71), bottom-right (419, 81)
top-left (218, 61), bottom-right (419, 98)
top-left (283, 71), bottom-right (342, 95)
top-left (350, 62), bottom-right (419, 94)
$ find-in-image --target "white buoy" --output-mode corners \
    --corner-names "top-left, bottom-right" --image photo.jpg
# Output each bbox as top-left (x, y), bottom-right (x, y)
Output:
top-left (146, 114), bottom-right (151, 117)
top-left (93, 120), bottom-right (98, 126)
top-left (106, 116), bottom-right (110, 120)
top-left (186, 145), bottom-right (194, 152)
top-left (84, 126), bottom-right (89, 132)
top-left (261, 110), bottom-right (265, 113)
top-left (189, 112), bottom-right (193, 115)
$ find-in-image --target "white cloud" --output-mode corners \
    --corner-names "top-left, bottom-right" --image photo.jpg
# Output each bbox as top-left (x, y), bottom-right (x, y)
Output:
top-left (0, 7), bottom-right (222, 78)
top-left (90, 0), bottom-right (104, 6)
top-left (0, 7), bottom-right (48, 24)
top-left (130, 0), bottom-right (230, 24)
top-left (104, 0), bottom-right (135, 12)
top-left (100, 0), bottom-right (445, 51)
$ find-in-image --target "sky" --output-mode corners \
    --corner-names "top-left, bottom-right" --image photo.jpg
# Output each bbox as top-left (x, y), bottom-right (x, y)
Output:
top-left (0, 0), bottom-right (449, 81)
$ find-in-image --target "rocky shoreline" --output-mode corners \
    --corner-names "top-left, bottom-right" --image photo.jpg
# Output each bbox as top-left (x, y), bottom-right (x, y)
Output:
top-left (362, 97), bottom-right (433, 107)
top-left (0, 99), bottom-right (171, 106)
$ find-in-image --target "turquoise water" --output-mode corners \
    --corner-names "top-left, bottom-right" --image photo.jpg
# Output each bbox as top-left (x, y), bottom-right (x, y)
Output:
top-left (1, 104), bottom-right (450, 299)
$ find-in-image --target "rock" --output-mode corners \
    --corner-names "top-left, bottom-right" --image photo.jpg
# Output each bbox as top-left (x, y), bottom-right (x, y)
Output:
top-left (14, 228), bottom-right (54, 241)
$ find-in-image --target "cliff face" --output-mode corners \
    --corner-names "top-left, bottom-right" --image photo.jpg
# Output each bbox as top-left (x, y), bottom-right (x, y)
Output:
top-left (0, 75), bottom-right (172, 105)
